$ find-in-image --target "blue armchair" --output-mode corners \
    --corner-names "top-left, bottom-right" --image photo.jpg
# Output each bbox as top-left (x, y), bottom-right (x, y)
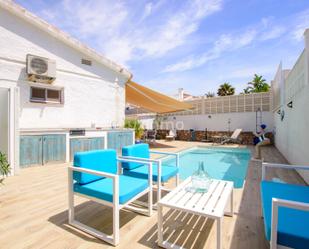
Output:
top-left (260, 162), bottom-right (309, 249)
top-left (120, 143), bottom-right (179, 202)
top-left (68, 149), bottom-right (153, 246)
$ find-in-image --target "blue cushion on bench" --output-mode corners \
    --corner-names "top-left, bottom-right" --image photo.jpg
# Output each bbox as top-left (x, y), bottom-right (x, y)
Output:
top-left (122, 143), bottom-right (150, 170)
top-left (73, 150), bottom-right (117, 185)
top-left (260, 181), bottom-right (309, 249)
top-left (74, 175), bottom-right (148, 204)
top-left (123, 164), bottom-right (178, 182)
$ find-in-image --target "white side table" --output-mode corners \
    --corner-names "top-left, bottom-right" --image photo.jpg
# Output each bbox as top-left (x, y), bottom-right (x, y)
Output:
top-left (157, 177), bottom-right (233, 249)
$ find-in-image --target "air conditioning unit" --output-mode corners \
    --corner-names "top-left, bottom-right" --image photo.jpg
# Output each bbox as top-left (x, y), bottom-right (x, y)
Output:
top-left (26, 54), bottom-right (56, 83)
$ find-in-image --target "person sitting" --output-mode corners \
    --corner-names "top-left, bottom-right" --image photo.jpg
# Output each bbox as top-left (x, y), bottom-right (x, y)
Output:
top-left (253, 124), bottom-right (270, 159)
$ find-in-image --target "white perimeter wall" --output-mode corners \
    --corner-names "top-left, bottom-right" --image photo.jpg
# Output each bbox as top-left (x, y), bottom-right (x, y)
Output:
top-left (139, 116), bottom-right (156, 129)
top-left (0, 8), bottom-right (128, 129)
top-left (161, 112), bottom-right (273, 132)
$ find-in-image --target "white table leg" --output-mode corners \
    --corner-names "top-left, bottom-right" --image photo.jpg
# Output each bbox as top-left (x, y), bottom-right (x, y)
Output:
top-left (224, 188), bottom-right (234, 217)
top-left (157, 161), bottom-right (162, 202)
top-left (217, 217), bottom-right (222, 249)
top-left (230, 188), bottom-right (234, 216)
top-left (157, 204), bottom-right (163, 246)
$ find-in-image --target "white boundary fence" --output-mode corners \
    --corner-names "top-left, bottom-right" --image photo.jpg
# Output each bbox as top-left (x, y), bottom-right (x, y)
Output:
top-left (162, 92), bottom-right (271, 116)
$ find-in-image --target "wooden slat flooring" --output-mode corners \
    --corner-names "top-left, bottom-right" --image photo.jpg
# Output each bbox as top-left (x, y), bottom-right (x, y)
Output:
top-left (0, 141), bottom-right (305, 249)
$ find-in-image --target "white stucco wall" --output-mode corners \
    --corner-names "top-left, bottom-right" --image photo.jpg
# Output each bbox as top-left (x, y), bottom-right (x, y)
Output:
top-left (274, 85), bottom-right (309, 183)
top-left (0, 88), bottom-right (9, 155)
top-left (161, 112), bottom-right (273, 132)
top-left (273, 30), bottom-right (309, 183)
top-left (0, 8), bottom-right (128, 129)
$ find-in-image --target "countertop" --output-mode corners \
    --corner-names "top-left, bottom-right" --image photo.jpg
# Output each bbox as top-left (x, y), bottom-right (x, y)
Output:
top-left (19, 127), bottom-right (133, 134)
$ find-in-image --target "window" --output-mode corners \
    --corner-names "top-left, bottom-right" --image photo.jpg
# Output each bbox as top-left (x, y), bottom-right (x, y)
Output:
top-left (30, 87), bottom-right (63, 104)
top-left (31, 87), bottom-right (45, 101)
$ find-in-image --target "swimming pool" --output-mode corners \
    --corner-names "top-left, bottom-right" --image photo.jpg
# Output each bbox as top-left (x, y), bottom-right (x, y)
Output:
top-left (162, 147), bottom-right (251, 188)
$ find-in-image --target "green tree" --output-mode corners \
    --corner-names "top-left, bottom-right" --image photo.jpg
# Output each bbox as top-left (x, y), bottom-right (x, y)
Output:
top-left (124, 119), bottom-right (144, 139)
top-left (244, 74), bottom-right (270, 93)
top-left (217, 83), bottom-right (235, 96)
top-left (0, 152), bottom-right (10, 184)
top-left (205, 91), bottom-right (215, 98)
top-left (243, 87), bottom-right (250, 94)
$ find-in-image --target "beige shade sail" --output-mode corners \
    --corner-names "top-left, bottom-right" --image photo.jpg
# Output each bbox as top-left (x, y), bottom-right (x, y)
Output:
top-left (125, 81), bottom-right (192, 114)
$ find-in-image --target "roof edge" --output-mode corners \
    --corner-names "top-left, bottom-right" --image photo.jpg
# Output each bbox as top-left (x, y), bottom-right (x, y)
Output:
top-left (0, 0), bottom-right (132, 79)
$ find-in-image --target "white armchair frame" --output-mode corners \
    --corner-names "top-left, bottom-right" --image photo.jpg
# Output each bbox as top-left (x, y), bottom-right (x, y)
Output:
top-left (119, 150), bottom-right (180, 203)
top-left (68, 157), bottom-right (153, 246)
top-left (262, 162), bottom-right (309, 249)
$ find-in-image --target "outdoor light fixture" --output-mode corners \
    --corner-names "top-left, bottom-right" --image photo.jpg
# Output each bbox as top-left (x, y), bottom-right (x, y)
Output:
top-left (277, 110), bottom-right (281, 115)
top-left (287, 101), bottom-right (293, 108)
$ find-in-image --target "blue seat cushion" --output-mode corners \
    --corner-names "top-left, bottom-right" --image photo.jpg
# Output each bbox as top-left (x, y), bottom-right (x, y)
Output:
top-left (122, 143), bottom-right (150, 170)
top-left (73, 150), bottom-right (117, 185)
top-left (123, 164), bottom-right (178, 182)
top-left (74, 175), bottom-right (148, 204)
top-left (260, 181), bottom-right (309, 249)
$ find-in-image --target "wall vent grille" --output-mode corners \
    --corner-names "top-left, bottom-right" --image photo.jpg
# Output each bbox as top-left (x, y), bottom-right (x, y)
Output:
top-left (81, 59), bottom-right (92, 66)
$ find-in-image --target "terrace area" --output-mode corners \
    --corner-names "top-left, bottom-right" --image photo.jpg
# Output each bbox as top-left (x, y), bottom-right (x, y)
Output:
top-left (0, 141), bottom-right (304, 249)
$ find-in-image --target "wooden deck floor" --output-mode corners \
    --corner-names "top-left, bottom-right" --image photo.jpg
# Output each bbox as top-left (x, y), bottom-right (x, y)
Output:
top-left (0, 141), bottom-right (305, 249)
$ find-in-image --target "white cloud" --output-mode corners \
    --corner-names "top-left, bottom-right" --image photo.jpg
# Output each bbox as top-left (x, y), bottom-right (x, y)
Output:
top-left (38, 0), bottom-right (223, 66)
top-left (291, 9), bottom-right (309, 41)
top-left (162, 14), bottom-right (296, 74)
top-left (141, 2), bottom-right (153, 20)
top-left (260, 26), bottom-right (285, 41)
top-left (137, 0), bottom-right (223, 58)
top-left (60, 0), bottom-right (128, 38)
top-left (163, 29), bottom-right (257, 73)
top-left (229, 66), bottom-right (274, 79)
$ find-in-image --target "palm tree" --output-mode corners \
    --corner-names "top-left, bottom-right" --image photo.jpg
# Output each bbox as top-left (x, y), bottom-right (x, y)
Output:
top-left (244, 74), bottom-right (270, 93)
top-left (217, 83), bottom-right (235, 96)
top-left (243, 87), bottom-right (250, 94)
top-left (205, 91), bottom-right (215, 98)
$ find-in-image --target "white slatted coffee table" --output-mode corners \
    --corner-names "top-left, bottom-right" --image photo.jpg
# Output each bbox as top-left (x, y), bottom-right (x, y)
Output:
top-left (157, 177), bottom-right (233, 249)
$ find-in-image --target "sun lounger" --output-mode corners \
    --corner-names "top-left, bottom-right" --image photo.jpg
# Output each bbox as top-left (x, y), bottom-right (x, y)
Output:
top-left (221, 128), bottom-right (242, 144)
top-left (165, 130), bottom-right (176, 141)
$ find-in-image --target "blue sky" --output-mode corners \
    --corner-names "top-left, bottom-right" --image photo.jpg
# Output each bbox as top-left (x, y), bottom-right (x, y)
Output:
top-left (16, 0), bottom-right (309, 95)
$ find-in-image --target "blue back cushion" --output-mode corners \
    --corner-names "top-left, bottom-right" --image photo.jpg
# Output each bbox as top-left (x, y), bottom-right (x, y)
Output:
top-left (260, 181), bottom-right (309, 248)
top-left (122, 143), bottom-right (150, 170)
top-left (73, 150), bottom-right (117, 185)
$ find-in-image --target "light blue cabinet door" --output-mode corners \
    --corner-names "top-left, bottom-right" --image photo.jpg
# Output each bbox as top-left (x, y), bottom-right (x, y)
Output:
top-left (107, 131), bottom-right (134, 150)
top-left (123, 132), bottom-right (133, 146)
top-left (20, 136), bottom-right (43, 167)
top-left (107, 132), bottom-right (116, 149)
top-left (42, 135), bottom-right (66, 164)
top-left (70, 137), bottom-right (104, 161)
top-left (90, 137), bottom-right (104, 151)
top-left (70, 138), bottom-right (82, 161)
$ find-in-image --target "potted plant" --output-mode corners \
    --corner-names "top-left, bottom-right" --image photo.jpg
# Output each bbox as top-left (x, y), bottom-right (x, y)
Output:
top-left (124, 119), bottom-right (144, 143)
top-left (0, 151), bottom-right (10, 184)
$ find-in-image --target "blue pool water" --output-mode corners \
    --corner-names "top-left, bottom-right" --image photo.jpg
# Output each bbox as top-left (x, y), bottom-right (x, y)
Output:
top-left (162, 147), bottom-right (251, 188)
